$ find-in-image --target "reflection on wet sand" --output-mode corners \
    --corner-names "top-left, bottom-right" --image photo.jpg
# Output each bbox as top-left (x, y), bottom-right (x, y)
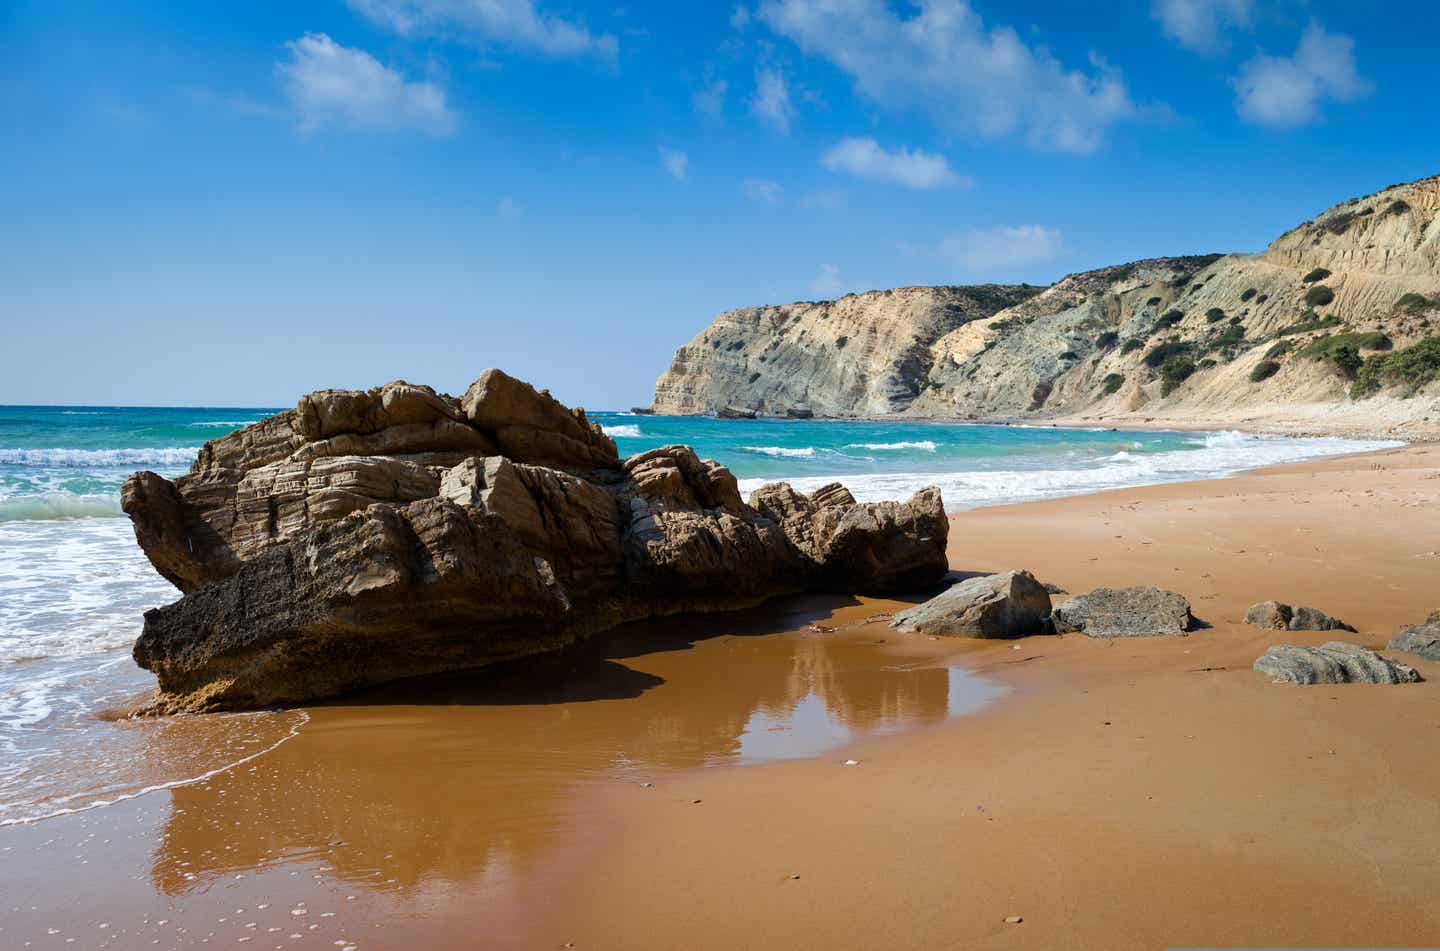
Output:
top-left (152, 595), bottom-right (1003, 908)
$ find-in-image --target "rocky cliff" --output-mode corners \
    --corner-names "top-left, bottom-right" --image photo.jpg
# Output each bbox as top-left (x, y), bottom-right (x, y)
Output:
top-left (653, 174), bottom-right (1440, 436)
top-left (122, 370), bottom-right (949, 712)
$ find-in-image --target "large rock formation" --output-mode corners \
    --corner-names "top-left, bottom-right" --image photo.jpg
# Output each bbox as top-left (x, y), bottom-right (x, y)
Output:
top-left (122, 370), bottom-right (950, 713)
top-left (651, 174), bottom-right (1440, 436)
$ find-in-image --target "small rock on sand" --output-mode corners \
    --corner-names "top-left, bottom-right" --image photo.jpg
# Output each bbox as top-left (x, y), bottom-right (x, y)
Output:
top-left (1387, 611), bottom-right (1440, 660)
top-left (1245, 600), bottom-right (1355, 632)
top-left (1253, 642), bottom-right (1421, 685)
top-left (1051, 586), bottom-right (1192, 637)
top-left (891, 569), bottom-right (1051, 639)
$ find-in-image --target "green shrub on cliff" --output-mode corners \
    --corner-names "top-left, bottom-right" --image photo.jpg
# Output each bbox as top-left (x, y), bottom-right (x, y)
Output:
top-left (1299, 332), bottom-right (1391, 359)
top-left (1144, 340), bottom-right (1191, 369)
top-left (1397, 293), bottom-right (1432, 312)
top-left (1206, 307), bottom-right (1226, 323)
top-left (1305, 285), bottom-right (1335, 307)
top-left (1156, 310), bottom-right (1184, 331)
top-left (1250, 361), bottom-right (1281, 382)
top-left (1264, 340), bottom-right (1293, 360)
top-left (1240, 288), bottom-right (1258, 302)
top-left (1121, 338), bottom-right (1144, 354)
top-left (1207, 325), bottom-right (1245, 351)
top-left (1351, 338), bottom-right (1440, 398)
top-left (1096, 331), bottom-right (1119, 349)
top-left (835, 335), bottom-right (849, 349)
top-left (1101, 373), bottom-right (1125, 395)
top-left (1276, 312), bottom-right (1341, 337)
top-left (1302, 267), bottom-right (1332, 283)
top-left (1159, 357), bottom-right (1196, 396)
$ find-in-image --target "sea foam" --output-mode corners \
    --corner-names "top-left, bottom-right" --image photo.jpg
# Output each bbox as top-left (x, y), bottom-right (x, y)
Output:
top-left (0, 447), bottom-right (200, 467)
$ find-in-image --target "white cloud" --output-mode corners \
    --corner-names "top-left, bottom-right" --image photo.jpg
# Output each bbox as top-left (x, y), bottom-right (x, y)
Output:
top-left (820, 137), bottom-right (968, 190)
top-left (731, 5), bottom-right (751, 29)
top-left (693, 78), bottom-right (728, 117)
top-left (939, 225), bottom-right (1064, 272)
top-left (1233, 21), bottom-right (1369, 128)
top-left (659, 147), bottom-right (689, 181)
top-left (347, 0), bottom-right (617, 61)
top-left (758, 0), bottom-right (1144, 153)
top-left (277, 33), bottom-right (456, 137)
top-left (1152, 0), bottom-right (1252, 53)
top-left (750, 66), bottom-right (794, 133)
top-left (742, 178), bottom-right (785, 203)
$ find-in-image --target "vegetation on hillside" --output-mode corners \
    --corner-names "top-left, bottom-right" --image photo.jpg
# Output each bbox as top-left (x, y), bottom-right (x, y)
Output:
top-left (1351, 338), bottom-right (1440, 398)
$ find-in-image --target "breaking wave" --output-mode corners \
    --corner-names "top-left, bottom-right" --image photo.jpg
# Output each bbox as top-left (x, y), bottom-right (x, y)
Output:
top-left (0, 447), bottom-right (200, 468)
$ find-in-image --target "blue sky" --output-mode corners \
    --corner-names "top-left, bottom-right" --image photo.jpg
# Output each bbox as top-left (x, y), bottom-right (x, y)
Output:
top-left (2, 0), bottom-right (1436, 408)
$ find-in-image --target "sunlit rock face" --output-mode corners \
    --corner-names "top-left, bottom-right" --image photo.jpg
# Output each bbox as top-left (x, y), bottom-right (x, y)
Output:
top-left (123, 370), bottom-right (949, 713)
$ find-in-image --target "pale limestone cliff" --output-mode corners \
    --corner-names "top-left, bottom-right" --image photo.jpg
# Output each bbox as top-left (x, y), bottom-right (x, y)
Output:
top-left (652, 174), bottom-right (1440, 437)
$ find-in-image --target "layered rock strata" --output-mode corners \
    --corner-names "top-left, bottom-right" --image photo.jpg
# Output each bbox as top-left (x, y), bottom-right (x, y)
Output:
top-left (123, 370), bottom-right (949, 712)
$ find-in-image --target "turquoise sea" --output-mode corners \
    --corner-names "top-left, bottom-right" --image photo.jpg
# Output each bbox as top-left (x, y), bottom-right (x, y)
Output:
top-left (0, 404), bottom-right (1399, 825)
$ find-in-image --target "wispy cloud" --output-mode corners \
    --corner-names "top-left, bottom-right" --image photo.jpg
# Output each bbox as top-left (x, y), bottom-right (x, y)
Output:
top-left (692, 78), bottom-right (728, 117)
top-left (758, 0), bottom-right (1148, 153)
top-left (749, 66), bottom-right (794, 133)
top-left (821, 137), bottom-right (969, 190)
top-left (939, 225), bottom-right (1065, 272)
top-left (277, 33), bottom-right (456, 137)
top-left (1232, 21), bottom-right (1369, 128)
top-left (742, 178), bottom-right (784, 203)
top-left (347, 0), bottom-right (617, 62)
top-left (1152, 0), bottom-right (1253, 53)
top-left (659, 147), bottom-right (689, 181)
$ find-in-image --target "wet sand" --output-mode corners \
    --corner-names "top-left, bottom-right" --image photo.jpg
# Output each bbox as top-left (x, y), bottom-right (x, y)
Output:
top-left (4, 444), bottom-right (1440, 949)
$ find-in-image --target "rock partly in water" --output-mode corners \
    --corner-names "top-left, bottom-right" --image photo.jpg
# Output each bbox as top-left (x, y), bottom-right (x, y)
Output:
top-left (1050, 586), bottom-right (1193, 638)
top-left (1388, 611), bottom-right (1440, 660)
top-left (1254, 642), bottom-right (1422, 685)
top-left (122, 371), bottom-right (950, 713)
top-left (1244, 601), bottom-right (1355, 632)
top-left (891, 570), bottom-right (1051, 639)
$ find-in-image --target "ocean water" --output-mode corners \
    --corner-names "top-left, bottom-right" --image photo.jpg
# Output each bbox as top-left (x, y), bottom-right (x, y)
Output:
top-left (0, 404), bottom-right (1400, 824)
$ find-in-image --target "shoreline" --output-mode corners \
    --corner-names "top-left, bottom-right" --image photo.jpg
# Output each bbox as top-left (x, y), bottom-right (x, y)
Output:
top-left (3, 444), bottom-right (1439, 948)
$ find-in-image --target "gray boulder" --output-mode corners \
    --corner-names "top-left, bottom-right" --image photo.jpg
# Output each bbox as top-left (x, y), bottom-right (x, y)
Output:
top-left (1388, 611), bottom-right (1440, 660)
top-left (1244, 600), bottom-right (1292, 630)
top-left (891, 570), bottom-right (1052, 639)
top-left (1051, 586), bottom-right (1193, 638)
top-left (1244, 600), bottom-right (1355, 632)
top-left (1254, 642), bottom-right (1422, 685)
top-left (1288, 605), bottom-right (1356, 632)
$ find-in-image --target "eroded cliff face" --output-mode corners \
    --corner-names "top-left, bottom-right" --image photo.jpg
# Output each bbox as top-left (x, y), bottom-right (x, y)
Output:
top-left (651, 284), bottom-right (1043, 417)
top-left (653, 174), bottom-right (1440, 436)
